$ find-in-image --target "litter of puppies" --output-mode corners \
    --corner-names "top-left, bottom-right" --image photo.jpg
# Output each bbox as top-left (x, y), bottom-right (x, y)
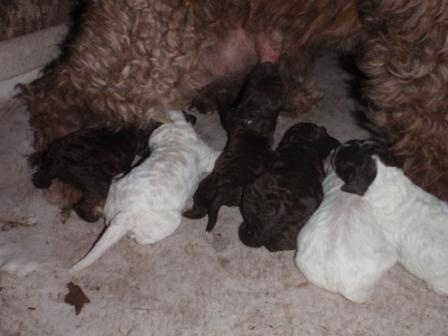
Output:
top-left (28, 62), bottom-right (448, 302)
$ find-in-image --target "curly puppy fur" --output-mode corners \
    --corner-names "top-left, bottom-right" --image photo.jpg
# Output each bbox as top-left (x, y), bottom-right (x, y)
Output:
top-left (70, 110), bottom-right (218, 272)
top-left (356, 0), bottom-right (448, 201)
top-left (239, 122), bottom-right (340, 252)
top-left (29, 123), bottom-right (159, 222)
top-left (183, 62), bottom-right (285, 231)
top-left (18, 0), bottom-right (360, 150)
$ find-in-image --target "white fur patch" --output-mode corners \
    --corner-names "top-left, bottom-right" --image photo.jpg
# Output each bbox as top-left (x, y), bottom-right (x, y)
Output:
top-left (364, 158), bottom-right (448, 295)
top-left (297, 156), bottom-right (448, 302)
top-left (296, 169), bottom-right (397, 303)
top-left (70, 111), bottom-right (219, 272)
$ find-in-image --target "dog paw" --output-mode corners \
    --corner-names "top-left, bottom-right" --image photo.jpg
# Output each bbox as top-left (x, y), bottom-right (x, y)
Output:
top-left (182, 206), bottom-right (207, 219)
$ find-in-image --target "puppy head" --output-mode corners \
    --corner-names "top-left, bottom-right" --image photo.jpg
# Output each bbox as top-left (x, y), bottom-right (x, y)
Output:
top-left (281, 122), bottom-right (340, 156)
top-left (239, 221), bottom-right (263, 248)
top-left (239, 221), bottom-right (297, 252)
top-left (332, 140), bottom-right (380, 196)
top-left (44, 178), bottom-right (82, 207)
top-left (217, 62), bottom-right (285, 135)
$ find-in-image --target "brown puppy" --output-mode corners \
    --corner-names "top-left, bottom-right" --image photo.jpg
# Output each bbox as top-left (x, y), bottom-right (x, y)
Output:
top-left (29, 123), bottom-right (160, 222)
top-left (183, 62), bottom-right (285, 231)
top-left (239, 122), bottom-right (339, 252)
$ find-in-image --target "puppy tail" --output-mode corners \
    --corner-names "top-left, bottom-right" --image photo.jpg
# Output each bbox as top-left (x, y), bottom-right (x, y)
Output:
top-left (69, 219), bottom-right (128, 273)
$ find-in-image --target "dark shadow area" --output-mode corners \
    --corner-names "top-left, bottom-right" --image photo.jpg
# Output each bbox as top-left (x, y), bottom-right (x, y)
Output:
top-left (337, 51), bottom-right (377, 138)
top-left (42, 0), bottom-right (88, 70)
top-left (336, 52), bottom-right (400, 165)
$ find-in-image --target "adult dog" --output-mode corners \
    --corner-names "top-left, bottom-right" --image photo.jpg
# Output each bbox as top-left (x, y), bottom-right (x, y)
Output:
top-left (19, 0), bottom-right (448, 201)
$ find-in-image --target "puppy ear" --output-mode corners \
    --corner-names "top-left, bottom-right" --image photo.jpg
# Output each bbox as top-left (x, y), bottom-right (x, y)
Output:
top-left (339, 156), bottom-right (377, 196)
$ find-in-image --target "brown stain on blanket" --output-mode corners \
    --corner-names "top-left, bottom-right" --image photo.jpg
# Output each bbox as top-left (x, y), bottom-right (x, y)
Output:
top-left (64, 282), bottom-right (91, 315)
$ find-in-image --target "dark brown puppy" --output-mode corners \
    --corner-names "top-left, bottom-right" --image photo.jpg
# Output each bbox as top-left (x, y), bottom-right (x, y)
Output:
top-left (239, 122), bottom-right (340, 252)
top-left (29, 123), bottom-right (160, 222)
top-left (183, 62), bottom-right (285, 231)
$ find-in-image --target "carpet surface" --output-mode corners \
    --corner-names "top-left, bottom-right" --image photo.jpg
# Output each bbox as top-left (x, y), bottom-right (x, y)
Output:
top-left (1, 50), bottom-right (447, 336)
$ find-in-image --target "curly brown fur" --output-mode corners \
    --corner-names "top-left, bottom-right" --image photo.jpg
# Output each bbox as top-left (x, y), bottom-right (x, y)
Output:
top-left (18, 0), bottom-right (252, 150)
top-left (247, 0), bottom-right (360, 112)
top-left (239, 122), bottom-right (339, 252)
top-left (183, 62), bottom-right (285, 231)
top-left (29, 123), bottom-right (160, 222)
top-left (18, 0), bottom-right (360, 151)
top-left (356, 0), bottom-right (448, 202)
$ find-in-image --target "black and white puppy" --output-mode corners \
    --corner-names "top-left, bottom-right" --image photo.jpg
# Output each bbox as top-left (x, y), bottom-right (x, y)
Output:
top-left (295, 140), bottom-right (397, 303)
top-left (29, 122), bottom-right (161, 222)
top-left (333, 140), bottom-right (448, 295)
top-left (239, 122), bottom-right (340, 251)
top-left (183, 62), bottom-right (285, 231)
top-left (331, 140), bottom-right (395, 196)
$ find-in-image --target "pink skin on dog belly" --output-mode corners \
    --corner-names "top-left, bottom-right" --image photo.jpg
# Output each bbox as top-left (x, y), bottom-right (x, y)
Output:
top-left (256, 32), bottom-right (283, 63)
top-left (205, 27), bottom-right (257, 78)
top-left (194, 27), bottom-right (283, 89)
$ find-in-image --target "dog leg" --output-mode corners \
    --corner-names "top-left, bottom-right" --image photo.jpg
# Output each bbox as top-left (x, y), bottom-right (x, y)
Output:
top-left (205, 195), bottom-right (223, 232)
top-left (182, 204), bottom-right (208, 220)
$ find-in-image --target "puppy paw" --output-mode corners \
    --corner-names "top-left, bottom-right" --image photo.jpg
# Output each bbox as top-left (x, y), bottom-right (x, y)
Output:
top-left (182, 206), bottom-right (207, 219)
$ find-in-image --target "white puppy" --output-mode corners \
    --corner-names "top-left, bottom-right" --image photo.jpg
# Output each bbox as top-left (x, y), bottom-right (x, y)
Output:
top-left (70, 110), bottom-right (219, 272)
top-left (333, 140), bottom-right (448, 295)
top-left (296, 166), bottom-right (397, 303)
top-left (364, 159), bottom-right (448, 295)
